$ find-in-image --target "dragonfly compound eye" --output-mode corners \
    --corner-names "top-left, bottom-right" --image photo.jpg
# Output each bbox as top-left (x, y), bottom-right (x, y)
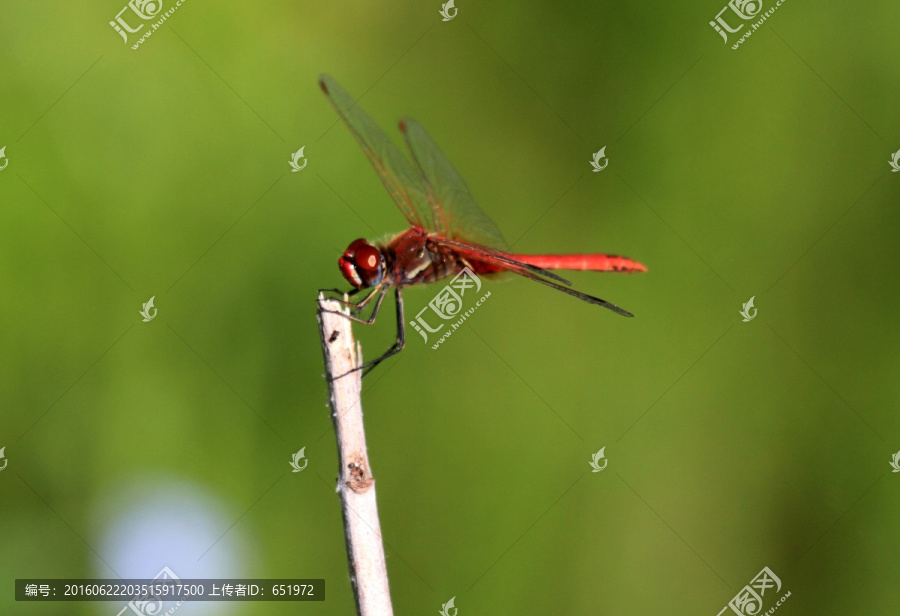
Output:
top-left (354, 245), bottom-right (382, 272)
top-left (339, 239), bottom-right (384, 288)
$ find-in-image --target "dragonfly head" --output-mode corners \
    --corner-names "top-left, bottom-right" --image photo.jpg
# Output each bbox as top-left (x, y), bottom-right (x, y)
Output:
top-left (339, 239), bottom-right (385, 289)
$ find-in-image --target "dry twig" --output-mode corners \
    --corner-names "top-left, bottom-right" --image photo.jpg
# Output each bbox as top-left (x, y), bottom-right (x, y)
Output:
top-left (317, 295), bottom-right (393, 616)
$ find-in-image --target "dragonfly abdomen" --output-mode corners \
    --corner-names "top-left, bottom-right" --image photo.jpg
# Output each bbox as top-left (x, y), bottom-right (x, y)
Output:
top-left (515, 253), bottom-right (647, 273)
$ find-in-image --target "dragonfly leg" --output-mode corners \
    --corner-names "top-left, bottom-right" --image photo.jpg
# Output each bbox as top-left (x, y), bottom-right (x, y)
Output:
top-left (327, 286), bottom-right (406, 380)
top-left (317, 287), bottom-right (362, 304)
top-left (359, 286), bottom-right (406, 377)
top-left (318, 286), bottom-right (360, 295)
top-left (319, 284), bottom-right (388, 326)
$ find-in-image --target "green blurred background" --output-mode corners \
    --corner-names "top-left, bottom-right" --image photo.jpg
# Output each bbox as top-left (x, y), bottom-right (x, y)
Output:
top-left (1, 0), bottom-right (899, 614)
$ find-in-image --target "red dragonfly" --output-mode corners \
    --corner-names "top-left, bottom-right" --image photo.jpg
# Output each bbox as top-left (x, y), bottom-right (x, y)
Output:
top-left (318, 75), bottom-right (646, 376)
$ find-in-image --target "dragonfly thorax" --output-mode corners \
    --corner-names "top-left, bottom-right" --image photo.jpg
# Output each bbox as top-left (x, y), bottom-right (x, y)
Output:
top-left (339, 239), bottom-right (385, 288)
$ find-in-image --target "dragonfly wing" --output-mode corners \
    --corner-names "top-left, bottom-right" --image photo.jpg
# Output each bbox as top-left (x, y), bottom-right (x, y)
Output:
top-left (400, 117), bottom-right (509, 251)
top-left (320, 75), bottom-right (435, 230)
top-left (435, 238), bottom-right (634, 317)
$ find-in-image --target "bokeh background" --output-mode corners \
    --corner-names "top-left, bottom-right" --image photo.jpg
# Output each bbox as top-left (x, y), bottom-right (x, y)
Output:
top-left (2, 0), bottom-right (899, 614)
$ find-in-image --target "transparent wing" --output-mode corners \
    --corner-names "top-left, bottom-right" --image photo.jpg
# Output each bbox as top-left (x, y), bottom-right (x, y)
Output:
top-left (432, 237), bottom-right (634, 317)
top-left (400, 117), bottom-right (509, 250)
top-left (319, 75), bottom-right (435, 230)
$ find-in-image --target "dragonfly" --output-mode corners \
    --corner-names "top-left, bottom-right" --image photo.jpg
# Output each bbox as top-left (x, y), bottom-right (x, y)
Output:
top-left (318, 75), bottom-right (646, 376)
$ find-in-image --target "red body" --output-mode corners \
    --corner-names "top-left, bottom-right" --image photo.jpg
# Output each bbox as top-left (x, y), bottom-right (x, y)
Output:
top-left (369, 227), bottom-right (646, 286)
